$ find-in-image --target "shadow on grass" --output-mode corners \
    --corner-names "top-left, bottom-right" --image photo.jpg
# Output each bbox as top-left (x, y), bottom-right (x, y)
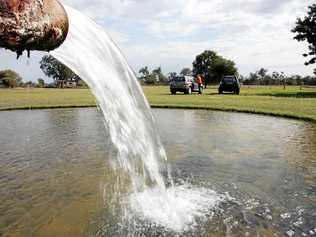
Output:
top-left (256, 92), bottom-right (316, 98)
top-left (161, 92), bottom-right (238, 96)
top-left (160, 93), bottom-right (207, 96)
top-left (208, 92), bottom-right (237, 95)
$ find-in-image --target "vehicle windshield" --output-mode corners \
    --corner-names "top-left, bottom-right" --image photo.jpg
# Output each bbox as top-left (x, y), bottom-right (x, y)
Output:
top-left (223, 77), bottom-right (235, 83)
top-left (173, 77), bottom-right (185, 82)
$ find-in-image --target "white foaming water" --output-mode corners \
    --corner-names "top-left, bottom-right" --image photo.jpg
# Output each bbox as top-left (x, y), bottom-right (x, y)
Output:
top-left (130, 185), bottom-right (224, 232)
top-left (52, 6), bottom-right (224, 233)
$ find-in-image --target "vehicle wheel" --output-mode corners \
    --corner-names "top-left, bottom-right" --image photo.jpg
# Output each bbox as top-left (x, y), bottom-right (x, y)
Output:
top-left (236, 90), bottom-right (240, 95)
top-left (219, 90), bottom-right (223, 94)
top-left (171, 90), bottom-right (176, 95)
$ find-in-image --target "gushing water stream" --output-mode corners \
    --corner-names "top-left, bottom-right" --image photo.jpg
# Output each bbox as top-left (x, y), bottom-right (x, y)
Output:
top-left (52, 6), bottom-right (224, 234)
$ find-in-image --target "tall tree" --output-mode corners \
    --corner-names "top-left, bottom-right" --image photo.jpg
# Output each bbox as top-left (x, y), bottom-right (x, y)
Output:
top-left (139, 66), bottom-right (150, 81)
top-left (193, 50), bottom-right (238, 85)
top-left (292, 4), bottom-right (316, 66)
top-left (37, 78), bottom-right (45, 88)
top-left (168, 72), bottom-right (177, 80)
top-left (193, 50), bottom-right (217, 85)
top-left (249, 72), bottom-right (260, 84)
top-left (180, 68), bottom-right (192, 76)
top-left (39, 55), bottom-right (79, 88)
top-left (152, 67), bottom-right (168, 83)
top-left (257, 68), bottom-right (268, 80)
top-left (212, 57), bottom-right (238, 82)
top-left (0, 69), bottom-right (22, 88)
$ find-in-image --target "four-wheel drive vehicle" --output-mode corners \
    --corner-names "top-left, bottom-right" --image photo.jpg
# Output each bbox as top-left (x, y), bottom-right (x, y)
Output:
top-left (218, 76), bottom-right (240, 94)
top-left (170, 76), bottom-right (203, 95)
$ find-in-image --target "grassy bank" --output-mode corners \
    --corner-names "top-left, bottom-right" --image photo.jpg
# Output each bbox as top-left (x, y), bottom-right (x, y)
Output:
top-left (144, 86), bottom-right (316, 122)
top-left (0, 86), bottom-right (315, 122)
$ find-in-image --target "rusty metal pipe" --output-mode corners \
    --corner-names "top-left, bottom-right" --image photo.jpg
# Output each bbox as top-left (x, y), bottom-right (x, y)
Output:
top-left (0, 0), bottom-right (69, 58)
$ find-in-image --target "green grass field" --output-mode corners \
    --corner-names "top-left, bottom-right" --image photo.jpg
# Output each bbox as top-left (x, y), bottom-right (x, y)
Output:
top-left (0, 88), bottom-right (96, 110)
top-left (0, 86), bottom-right (315, 122)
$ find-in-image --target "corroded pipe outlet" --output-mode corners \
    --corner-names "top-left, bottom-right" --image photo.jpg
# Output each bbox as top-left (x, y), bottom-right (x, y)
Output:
top-left (0, 0), bottom-right (69, 58)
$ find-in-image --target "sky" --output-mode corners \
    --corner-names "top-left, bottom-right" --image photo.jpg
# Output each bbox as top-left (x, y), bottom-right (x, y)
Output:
top-left (0, 0), bottom-right (315, 82)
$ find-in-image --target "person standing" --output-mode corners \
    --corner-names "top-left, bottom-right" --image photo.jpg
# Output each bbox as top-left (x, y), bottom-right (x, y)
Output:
top-left (196, 75), bottom-right (203, 94)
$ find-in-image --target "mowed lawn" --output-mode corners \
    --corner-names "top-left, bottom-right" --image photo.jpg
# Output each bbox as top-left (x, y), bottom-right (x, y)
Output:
top-left (0, 86), bottom-right (315, 122)
top-left (144, 86), bottom-right (316, 122)
top-left (0, 88), bottom-right (96, 109)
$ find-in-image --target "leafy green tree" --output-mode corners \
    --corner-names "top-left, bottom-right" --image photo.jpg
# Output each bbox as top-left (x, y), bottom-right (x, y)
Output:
top-left (145, 74), bottom-right (157, 84)
top-left (37, 78), bottom-right (45, 88)
top-left (139, 66), bottom-right (150, 81)
top-left (193, 50), bottom-right (238, 85)
top-left (256, 68), bottom-right (274, 85)
top-left (193, 50), bottom-right (216, 85)
top-left (212, 57), bottom-right (238, 82)
top-left (168, 72), bottom-right (177, 80)
top-left (39, 55), bottom-right (79, 88)
top-left (139, 66), bottom-right (167, 84)
top-left (0, 69), bottom-right (22, 88)
top-left (152, 67), bottom-right (168, 84)
top-left (242, 69), bottom-right (316, 86)
top-left (152, 67), bottom-right (162, 76)
top-left (249, 72), bottom-right (260, 84)
top-left (292, 4), bottom-right (316, 66)
top-left (180, 68), bottom-right (192, 76)
top-left (258, 68), bottom-right (268, 80)
top-left (272, 71), bottom-right (285, 81)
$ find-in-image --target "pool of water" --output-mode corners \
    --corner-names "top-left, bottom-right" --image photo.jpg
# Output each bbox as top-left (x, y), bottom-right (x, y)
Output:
top-left (0, 108), bottom-right (315, 236)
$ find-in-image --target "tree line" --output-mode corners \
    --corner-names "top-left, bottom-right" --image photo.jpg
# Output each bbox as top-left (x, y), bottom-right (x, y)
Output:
top-left (0, 55), bottom-right (87, 88)
top-left (0, 69), bottom-right (56, 88)
top-left (0, 69), bottom-right (46, 88)
top-left (240, 68), bottom-right (316, 86)
top-left (138, 50), bottom-right (238, 86)
top-left (138, 66), bottom-right (168, 84)
top-left (137, 49), bottom-right (316, 86)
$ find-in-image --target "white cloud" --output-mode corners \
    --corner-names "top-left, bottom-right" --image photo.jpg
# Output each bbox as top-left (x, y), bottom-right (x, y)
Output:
top-left (146, 20), bottom-right (198, 37)
top-left (115, 0), bottom-right (313, 75)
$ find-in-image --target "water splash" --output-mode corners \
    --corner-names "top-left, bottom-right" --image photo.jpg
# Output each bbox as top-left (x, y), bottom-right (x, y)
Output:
top-left (130, 184), bottom-right (224, 232)
top-left (52, 6), bottom-right (167, 193)
top-left (52, 6), bottom-right (224, 233)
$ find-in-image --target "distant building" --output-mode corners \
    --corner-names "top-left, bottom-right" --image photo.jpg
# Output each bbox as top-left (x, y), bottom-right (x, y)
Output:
top-left (65, 79), bottom-right (78, 88)
top-left (55, 78), bottom-right (79, 88)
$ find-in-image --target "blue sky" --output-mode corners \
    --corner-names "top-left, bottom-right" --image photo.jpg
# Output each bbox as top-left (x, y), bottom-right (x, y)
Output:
top-left (0, 0), bottom-right (315, 82)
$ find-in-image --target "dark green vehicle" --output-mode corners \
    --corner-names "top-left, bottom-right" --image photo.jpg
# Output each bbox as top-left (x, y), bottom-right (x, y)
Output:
top-left (218, 75), bottom-right (240, 95)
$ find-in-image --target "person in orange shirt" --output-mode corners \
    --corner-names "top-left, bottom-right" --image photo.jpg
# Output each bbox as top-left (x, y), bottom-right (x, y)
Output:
top-left (196, 75), bottom-right (203, 94)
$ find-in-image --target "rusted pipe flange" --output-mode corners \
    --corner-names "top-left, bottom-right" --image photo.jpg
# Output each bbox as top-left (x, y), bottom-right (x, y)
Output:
top-left (0, 0), bottom-right (69, 58)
